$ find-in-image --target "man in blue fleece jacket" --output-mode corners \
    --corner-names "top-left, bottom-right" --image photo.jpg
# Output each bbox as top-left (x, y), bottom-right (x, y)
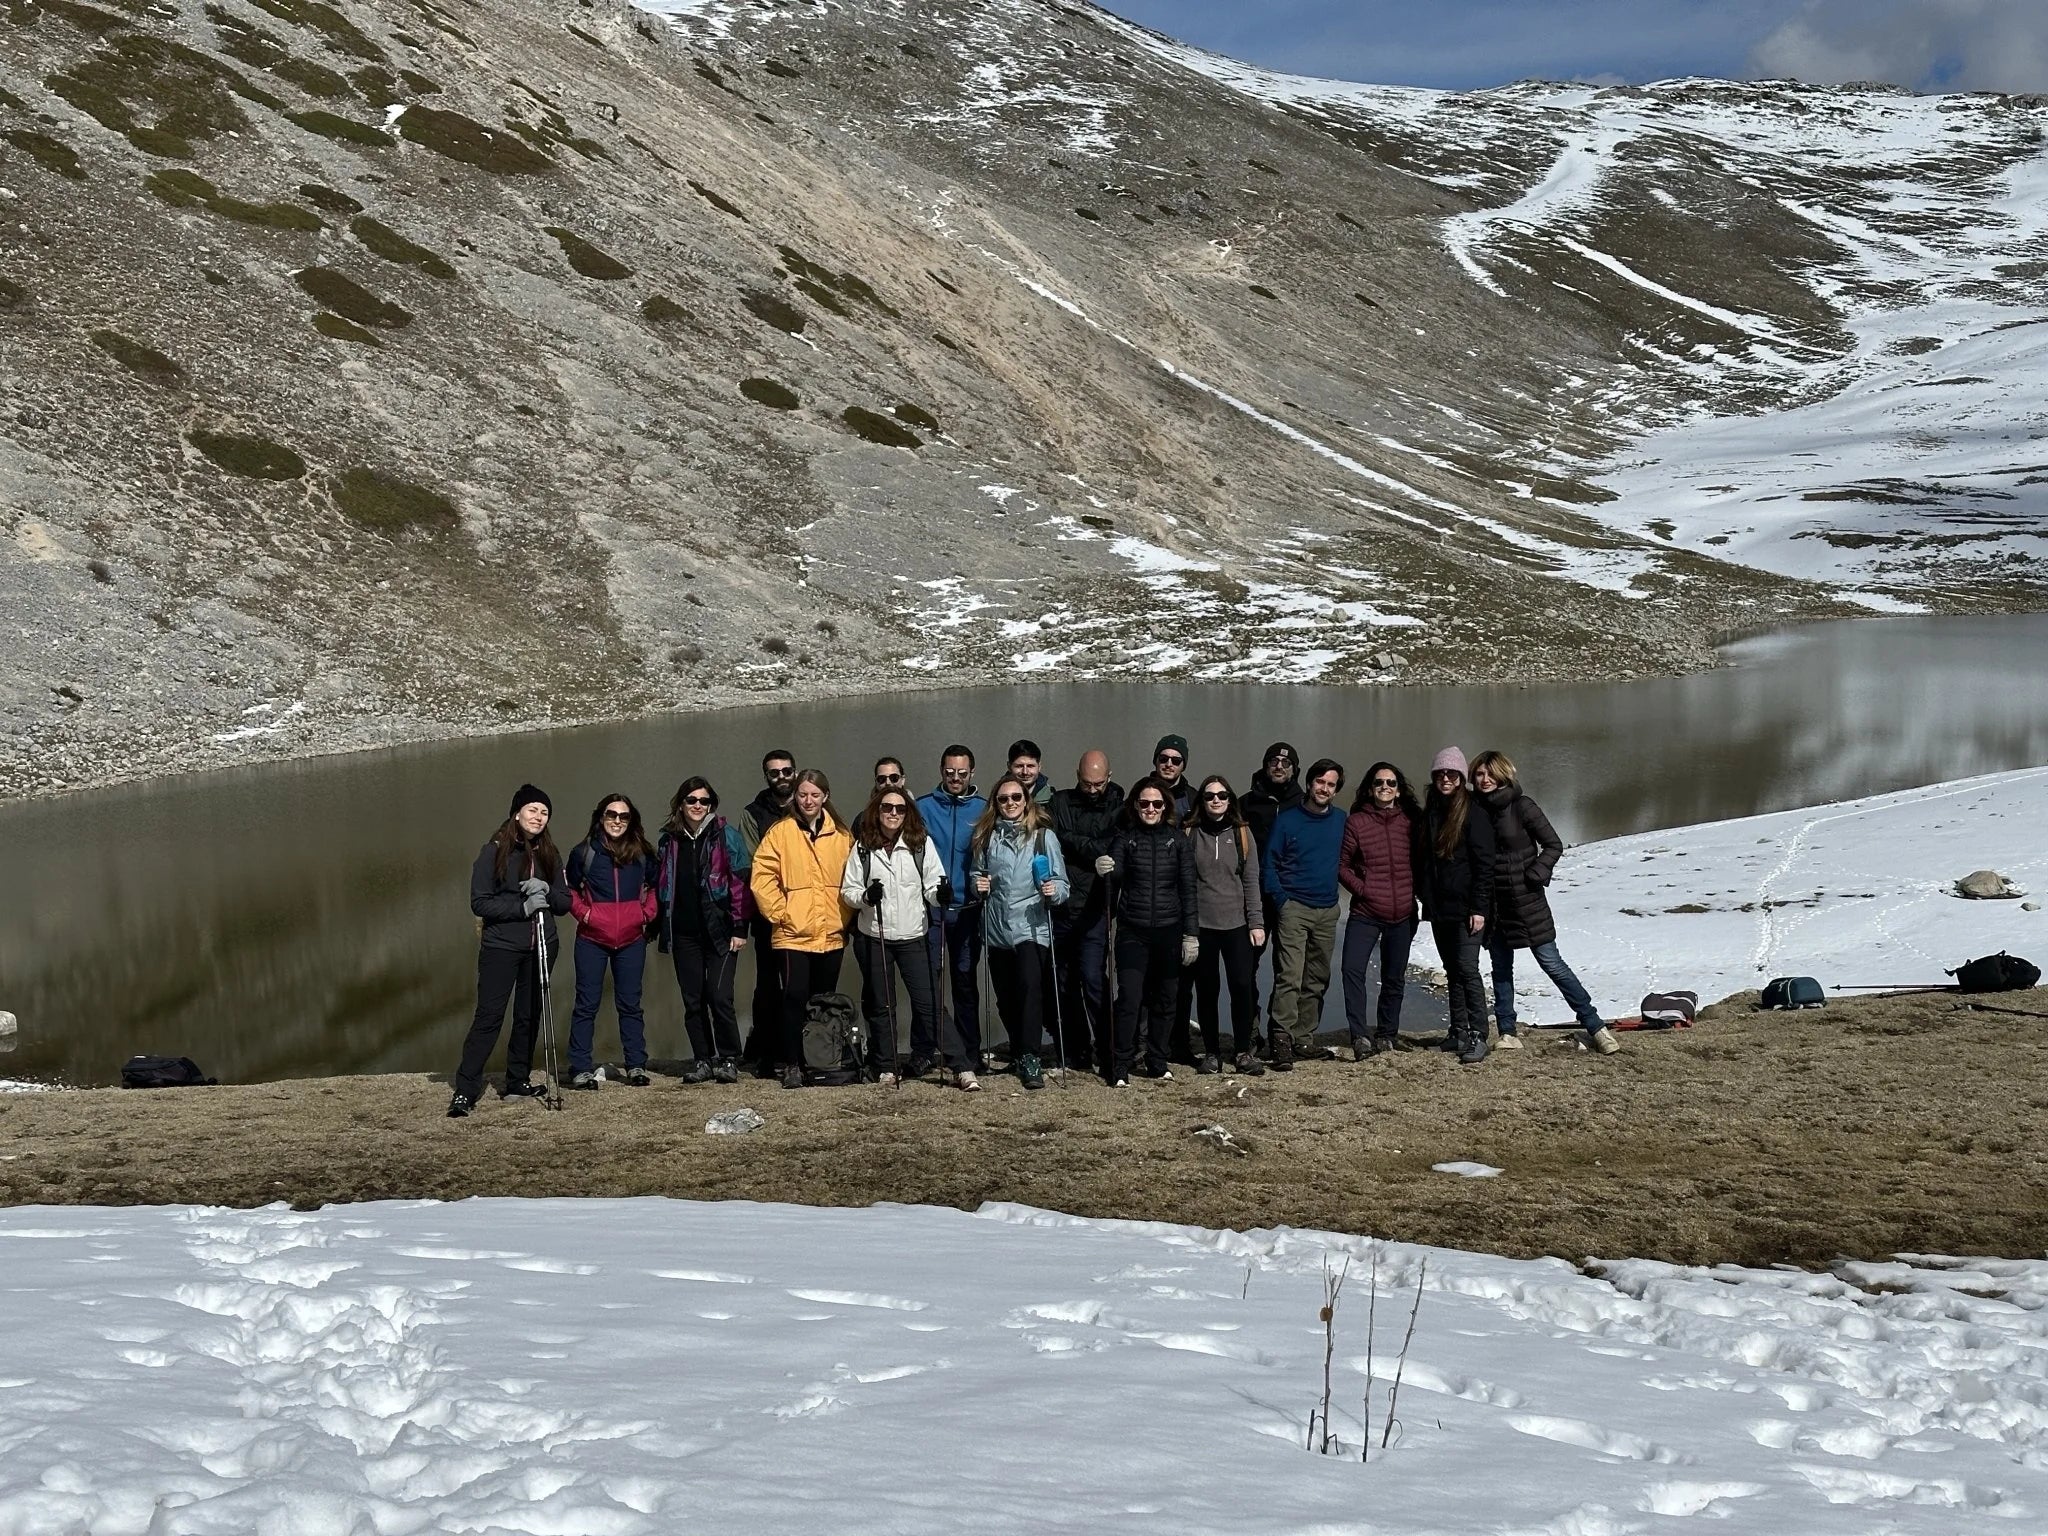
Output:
top-left (1261, 758), bottom-right (1346, 1069)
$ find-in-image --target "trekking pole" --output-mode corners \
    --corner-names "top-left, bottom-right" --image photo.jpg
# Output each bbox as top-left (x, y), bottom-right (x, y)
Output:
top-left (1830, 983), bottom-right (1949, 993)
top-left (1043, 896), bottom-right (1069, 1088)
top-left (876, 870), bottom-right (900, 1090)
top-left (533, 910), bottom-right (565, 1112)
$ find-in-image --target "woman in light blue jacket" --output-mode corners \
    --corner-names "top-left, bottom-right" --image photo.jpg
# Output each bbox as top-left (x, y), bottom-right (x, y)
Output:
top-left (970, 774), bottom-right (1070, 1090)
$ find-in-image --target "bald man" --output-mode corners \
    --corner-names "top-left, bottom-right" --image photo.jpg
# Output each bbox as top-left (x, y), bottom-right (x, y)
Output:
top-left (1050, 750), bottom-right (1124, 1076)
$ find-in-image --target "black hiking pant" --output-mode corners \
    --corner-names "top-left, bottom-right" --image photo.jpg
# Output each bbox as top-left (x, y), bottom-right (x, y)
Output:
top-left (1342, 914), bottom-right (1416, 1043)
top-left (455, 940), bottom-right (556, 1099)
top-left (775, 946), bottom-right (844, 1068)
top-left (743, 913), bottom-right (781, 1064)
top-left (1430, 920), bottom-right (1487, 1045)
top-left (1052, 904), bottom-right (1108, 1071)
top-left (988, 941), bottom-right (1050, 1062)
top-left (673, 933), bottom-right (742, 1064)
top-left (1193, 925), bottom-right (1258, 1058)
top-left (1114, 923), bottom-right (1181, 1081)
top-left (853, 930), bottom-right (940, 1071)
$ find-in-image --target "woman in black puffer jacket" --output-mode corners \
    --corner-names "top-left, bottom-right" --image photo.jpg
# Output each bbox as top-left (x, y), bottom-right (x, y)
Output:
top-left (1471, 751), bottom-right (1618, 1056)
top-left (1097, 774), bottom-right (1197, 1086)
top-left (1418, 748), bottom-right (1495, 1065)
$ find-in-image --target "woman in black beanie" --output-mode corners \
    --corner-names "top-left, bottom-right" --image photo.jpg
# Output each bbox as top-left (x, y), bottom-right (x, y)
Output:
top-left (448, 784), bottom-right (572, 1118)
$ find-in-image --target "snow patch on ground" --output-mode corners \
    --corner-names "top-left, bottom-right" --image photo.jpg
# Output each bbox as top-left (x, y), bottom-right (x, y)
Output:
top-left (2, 1198), bottom-right (2041, 1533)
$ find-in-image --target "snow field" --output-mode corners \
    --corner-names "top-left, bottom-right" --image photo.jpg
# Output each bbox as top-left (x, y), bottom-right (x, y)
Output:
top-left (1, 1198), bottom-right (2043, 1534)
top-left (1547, 764), bottom-right (2048, 1019)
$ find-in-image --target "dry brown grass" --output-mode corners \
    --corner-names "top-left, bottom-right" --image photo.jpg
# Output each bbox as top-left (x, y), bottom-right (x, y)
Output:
top-left (4, 992), bottom-right (2043, 1267)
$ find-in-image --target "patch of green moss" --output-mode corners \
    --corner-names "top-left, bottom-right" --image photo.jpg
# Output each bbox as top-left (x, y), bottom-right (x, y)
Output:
top-left (286, 108), bottom-right (389, 145)
top-left (1074, 207), bottom-right (1100, 221)
top-left (740, 378), bottom-right (799, 410)
top-left (544, 226), bottom-right (631, 280)
top-left (1248, 283), bottom-right (1277, 301)
top-left (90, 328), bottom-right (186, 385)
top-left (245, 0), bottom-right (384, 61)
top-left (295, 265), bottom-right (410, 327)
top-left (334, 465), bottom-right (458, 530)
top-left (36, 0), bottom-right (131, 33)
top-left (624, 132), bottom-right (675, 170)
top-left (842, 406), bottom-right (919, 448)
top-left (312, 311), bottom-right (379, 344)
top-left (892, 402), bottom-right (939, 432)
top-left (187, 426), bottom-right (306, 479)
top-left (0, 274), bottom-right (29, 311)
top-left (402, 0), bottom-right (470, 44)
top-left (792, 278), bottom-right (850, 317)
top-left (742, 288), bottom-right (804, 333)
top-left (763, 57), bottom-right (799, 78)
top-left (126, 126), bottom-right (192, 157)
top-left (399, 106), bottom-right (553, 173)
top-left (148, 168), bottom-right (324, 229)
top-left (349, 64), bottom-right (399, 106)
top-left (640, 293), bottom-right (690, 323)
top-left (399, 68), bottom-right (440, 94)
top-left (0, 85), bottom-right (25, 111)
top-left (350, 215), bottom-right (454, 278)
top-left (932, 332), bottom-right (960, 350)
top-left (688, 179), bottom-right (746, 220)
top-left (208, 4), bottom-right (345, 94)
top-left (3, 128), bottom-right (85, 179)
top-left (298, 182), bottom-right (361, 214)
top-left (46, 35), bottom-right (279, 152)
top-left (777, 244), bottom-right (897, 318)
top-left (276, 55), bottom-right (353, 97)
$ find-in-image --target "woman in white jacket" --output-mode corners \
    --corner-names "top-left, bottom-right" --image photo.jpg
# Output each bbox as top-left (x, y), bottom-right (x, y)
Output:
top-left (841, 786), bottom-right (954, 1087)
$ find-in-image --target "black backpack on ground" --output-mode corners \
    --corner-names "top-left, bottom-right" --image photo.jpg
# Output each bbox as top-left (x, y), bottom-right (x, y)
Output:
top-left (1637, 991), bottom-right (1698, 1028)
top-left (1948, 952), bottom-right (2041, 994)
top-left (1760, 977), bottom-right (1824, 1010)
top-left (801, 993), bottom-right (867, 1086)
top-left (120, 1055), bottom-right (217, 1089)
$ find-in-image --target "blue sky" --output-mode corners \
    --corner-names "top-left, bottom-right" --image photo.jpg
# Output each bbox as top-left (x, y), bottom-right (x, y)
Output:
top-left (1099, 0), bottom-right (2048, 94)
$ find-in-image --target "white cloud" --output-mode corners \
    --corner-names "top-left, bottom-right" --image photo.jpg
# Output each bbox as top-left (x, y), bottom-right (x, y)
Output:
top-left (1748, 0), bottom-right (2048, 93)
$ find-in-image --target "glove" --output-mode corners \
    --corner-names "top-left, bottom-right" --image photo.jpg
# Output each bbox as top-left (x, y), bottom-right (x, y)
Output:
top-left (935, 877), bottom-right (955, 909)
top-left (1094, 855), bottom-right (1115, 877)
top-left (864, 879), bottom-right (885, 908)
top-left (1180, 935), bottom-right (1200, 966)
top-left (519, 877), bottom-right (548, 898)
top-left (522, 890), bottom-right (549, 916)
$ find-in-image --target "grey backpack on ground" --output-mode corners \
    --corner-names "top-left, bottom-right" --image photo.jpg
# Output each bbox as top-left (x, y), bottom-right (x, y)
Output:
top-left (801, 992), bottom-right (867, 1085)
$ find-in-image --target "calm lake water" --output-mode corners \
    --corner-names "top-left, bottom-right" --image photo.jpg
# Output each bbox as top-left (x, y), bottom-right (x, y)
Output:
top-left (5, 614), bottom-right (2048, 1085)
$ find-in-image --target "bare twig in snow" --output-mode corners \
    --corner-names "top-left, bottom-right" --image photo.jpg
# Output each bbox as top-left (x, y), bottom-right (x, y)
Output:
top-left (1381, 1256), bottom-right (1427, 1450)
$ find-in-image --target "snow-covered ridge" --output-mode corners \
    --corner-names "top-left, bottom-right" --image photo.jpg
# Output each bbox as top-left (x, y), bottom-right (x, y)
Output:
top-left (2, 1197), bottom-right (2041, 1531)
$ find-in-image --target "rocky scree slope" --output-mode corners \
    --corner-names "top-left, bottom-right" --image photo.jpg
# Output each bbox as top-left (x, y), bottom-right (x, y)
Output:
top-left (0, 0), bottom-right (2039, 800)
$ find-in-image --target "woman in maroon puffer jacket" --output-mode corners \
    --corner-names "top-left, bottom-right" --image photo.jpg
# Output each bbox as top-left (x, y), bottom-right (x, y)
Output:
top-left (1338, 761), bottom-right (1425, 1058)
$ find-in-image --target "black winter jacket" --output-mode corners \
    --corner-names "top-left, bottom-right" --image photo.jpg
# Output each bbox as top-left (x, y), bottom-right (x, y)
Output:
top-left (1050, 781), bottom-right (1124, 913)
top-left (1104, 821), bottom-right (1198, 935)
top-left (470, 835), bottom-right (571, 952)
top-left (1479, 784), bottom-right (1563, 949)
top-left (1241, 772), bottom-right (1302, 861)
top-left (1417, 791), bottom-right (1497, 925)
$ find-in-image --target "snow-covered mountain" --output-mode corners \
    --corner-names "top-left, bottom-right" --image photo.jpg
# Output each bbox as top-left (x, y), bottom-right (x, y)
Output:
top-left (3, 0), bottom-right (2044, 795)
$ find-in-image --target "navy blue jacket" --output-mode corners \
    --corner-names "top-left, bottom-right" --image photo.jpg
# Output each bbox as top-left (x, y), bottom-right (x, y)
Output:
top-left (1262, 801), bottom-right (1345, 908)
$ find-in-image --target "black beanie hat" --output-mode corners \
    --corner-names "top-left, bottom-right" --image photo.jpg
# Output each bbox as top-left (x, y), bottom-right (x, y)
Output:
top-left (1153, 733), bottom-right (1189, 761)
top-left (509, 783), bottom-right (552, 819)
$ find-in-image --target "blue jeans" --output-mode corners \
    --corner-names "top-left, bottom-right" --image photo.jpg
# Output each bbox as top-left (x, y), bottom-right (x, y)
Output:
top-left (1341, 914), bottom-right (1416, 1041)
top-left (1490, 939), bottom-right (1602, 1036)
top-left (570, 935), bottom-right (647, 1074)
top-left (927, 906), bottom-right (983, 1065)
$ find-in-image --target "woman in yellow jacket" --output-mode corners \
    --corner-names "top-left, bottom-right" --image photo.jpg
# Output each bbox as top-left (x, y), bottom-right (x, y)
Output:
top-left (749, 768), bottom-right (856, 1088)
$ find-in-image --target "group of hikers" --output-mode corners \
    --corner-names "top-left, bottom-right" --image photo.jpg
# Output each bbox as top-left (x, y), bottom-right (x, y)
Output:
top-left (448, 736), bottom-right (1622, 1117)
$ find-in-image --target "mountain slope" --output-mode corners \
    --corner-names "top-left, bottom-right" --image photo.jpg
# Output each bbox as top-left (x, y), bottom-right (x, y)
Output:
top-left (2, 0), bottom-right (2042, 798)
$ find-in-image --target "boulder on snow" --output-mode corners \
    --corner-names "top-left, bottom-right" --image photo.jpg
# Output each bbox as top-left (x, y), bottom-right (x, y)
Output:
top-left (1955, 870), bottom-right (2024, 899)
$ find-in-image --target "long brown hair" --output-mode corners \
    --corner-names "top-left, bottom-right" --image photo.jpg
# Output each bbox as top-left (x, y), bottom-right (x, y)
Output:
top-left (664, 776), bottom-right (719, 835)
top-left (490, 817), bottom-right (562, 883)
top-left (585, 792), bottom-right (653, 866)
top-left (971, 773), bottom-right (1051, 858)
top-left (858, 786), bottom-right (929, 854)
top-left (1430, 779), bottom-right (1470, 859)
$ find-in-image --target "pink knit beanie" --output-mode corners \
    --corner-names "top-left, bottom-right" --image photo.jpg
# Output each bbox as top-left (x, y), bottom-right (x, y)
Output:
top-left (1430, 746), bottom-right (1468, 778)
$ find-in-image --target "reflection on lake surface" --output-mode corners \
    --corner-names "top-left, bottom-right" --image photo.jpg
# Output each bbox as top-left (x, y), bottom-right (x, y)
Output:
top-left (5, 615), bottom-right (2048, 1084)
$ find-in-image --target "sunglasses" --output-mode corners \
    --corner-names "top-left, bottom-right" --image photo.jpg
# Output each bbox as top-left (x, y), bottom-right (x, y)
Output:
top-left (942, 767), bottom-right (971, 778)
top-left (876, 772), bottom-right (904, 784)
top-left (766, 766), bottom-right (795, 779)
top-left (602, 809), bottom-right (632, 821)
top-left (682, 795), bottom-right (713, 807)
top-left (1155, 753), bottom-right (1184, 766)
top-left (1135, 798), bottom-right (1166, 811)
top-left (1433, 769), bottom-right (1462, 780)
top-left (1267, 754), bottom-right (1294, 766)
top-left (1371, 778), bottom-right (1399, 789)
top-left (1202, 790), bottom-right (1231, 802)
top-left (995, 793), bottom-right (1024, 806)
top-left (879, 801), bottom-right (908, 814)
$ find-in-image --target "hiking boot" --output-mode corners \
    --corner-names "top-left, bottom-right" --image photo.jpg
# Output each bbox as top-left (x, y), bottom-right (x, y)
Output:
top-left (1439, 1034), bottom-right (1460, 1053)
top-left (1195, 1053), bottom-right (1221, 1075)
top-left (1233, 1051), bottom-right (1266, 1078)
top-left (621, 1066), bottom-right (651, 1087)
top-left (1143, 1064), bottom-right (1174, 1081)
top-left (1590, 1027), bottom-right (1621, 1056)
top-left (500, 1079), bottom-right (547, 1099)
top-left (568, 1071), bottom-right (600, 1091)
top-left (1369, 1035), bottom-right (1397, 1056)
top-left (1495, 1032), bottom-right (1523, 1051)
top-left (876, 1071), bottom-right (899, 1087)
top-left (1457, 1033), bottom-right (1490, 1065)
top-left (681, 1060), bottom-right (715, 1085)
top-left (780, 1064), bottom-right (805, 1090)
top-left (907, 1055), bottom-right (934, 1081)
top-left (954, 1070), bottom-right (981, 1092)
top-left (1268, 1032), bottom-right (1295, 1072)
top-left (446, 1093), bottom-right (474, 1119)
top-left (1351, 1039), bottom-right (1371, 1063)
top-left (1018, 1054), bottom-right (1045, 1091)
top-left (713, 1058), bottom-right (741, 1085)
